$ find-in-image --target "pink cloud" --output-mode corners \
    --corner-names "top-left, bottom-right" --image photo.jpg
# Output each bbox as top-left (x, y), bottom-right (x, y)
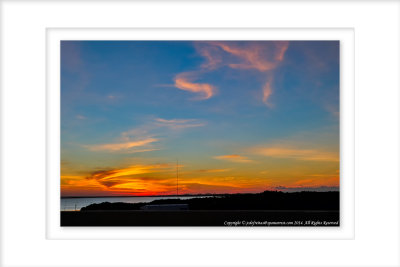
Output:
top-left (194, 41), bottom-right (289, 105)
top-left (172, 41), bottom-right (289, 104)
top-left (213, 41), bottom-right (288, 72)
top-left (174, 72), bottom-right (216, 100)
top-left (195, 43), bottom-right (223, 70)
top-left (262, 80), bottom-right (273, 107)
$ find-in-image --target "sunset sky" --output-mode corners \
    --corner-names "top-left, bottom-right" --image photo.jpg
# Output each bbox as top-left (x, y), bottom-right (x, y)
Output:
top-left (61, 40), bottom-right (339, 197)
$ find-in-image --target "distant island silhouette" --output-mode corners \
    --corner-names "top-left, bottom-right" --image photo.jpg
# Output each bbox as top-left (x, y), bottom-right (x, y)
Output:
top-left (80, 190), bottom-right (339, 211)
top-left (61, 193), bottom-right (230, 199)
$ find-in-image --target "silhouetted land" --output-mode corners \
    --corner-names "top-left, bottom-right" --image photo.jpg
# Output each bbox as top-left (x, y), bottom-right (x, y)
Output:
top-left (61, 191), bottom-right (339, 226)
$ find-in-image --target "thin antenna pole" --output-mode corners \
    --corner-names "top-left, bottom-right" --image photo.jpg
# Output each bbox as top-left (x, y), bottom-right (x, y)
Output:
top-left (176, 159), bottom-right (179, 196)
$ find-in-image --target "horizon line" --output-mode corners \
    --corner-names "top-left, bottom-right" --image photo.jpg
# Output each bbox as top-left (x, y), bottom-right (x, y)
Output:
top-left (61, 189), bottom-right (339, 198)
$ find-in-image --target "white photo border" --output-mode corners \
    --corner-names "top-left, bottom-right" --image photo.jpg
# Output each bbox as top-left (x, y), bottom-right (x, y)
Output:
top-left (1, 0), bottom-right (399, 267)
top-left (47, 28), bottom-right (354, 240)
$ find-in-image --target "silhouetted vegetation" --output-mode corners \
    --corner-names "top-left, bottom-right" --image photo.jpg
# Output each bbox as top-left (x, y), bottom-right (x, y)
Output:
top-left (80, 190), bottom-right (339, 211)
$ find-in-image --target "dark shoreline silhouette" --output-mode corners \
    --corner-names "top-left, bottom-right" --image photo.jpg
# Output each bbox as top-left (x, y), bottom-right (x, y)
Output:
top-left (61, 191), bottom-right (339, 226)
top-left (80, 190), bottom-right (339, 211)
top-left (61, 193), bottom-right (227, 199)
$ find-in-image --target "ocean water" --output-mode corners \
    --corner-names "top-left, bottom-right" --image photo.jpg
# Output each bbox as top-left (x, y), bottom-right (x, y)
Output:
top-left (60, 196), bottom-right (209, 211)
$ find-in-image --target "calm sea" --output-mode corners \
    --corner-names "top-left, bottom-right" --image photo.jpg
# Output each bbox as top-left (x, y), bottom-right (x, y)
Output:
top-left (61, 196), bottom-right (210, 211)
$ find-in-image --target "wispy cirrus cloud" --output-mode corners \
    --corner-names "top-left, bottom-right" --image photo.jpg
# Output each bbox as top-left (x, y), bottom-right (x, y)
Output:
top-left (198, 41), bottom-right (289, 105)
top-left (262, 80), bottom-right (273, 107)
top-left (173, 41), bottom-right (289, 105)
top-left (252, 146), bottom-right (339, 162)
top-left (155, 118), bottom-right (205, 129)
top-left (195, 43), bottom-right (223, 70)
top-left (174, 72), bottom-right (216, 100)
top-left (322, 90), bottom-right (340, 119)
top-left (214, 154), bottom-right (253, 163)
top-left (208, 41), bottom-right (289, 72)
top-left (83, 116), bottom-right (205, 154)
top-left (84, 137), bottom-right (159, 152)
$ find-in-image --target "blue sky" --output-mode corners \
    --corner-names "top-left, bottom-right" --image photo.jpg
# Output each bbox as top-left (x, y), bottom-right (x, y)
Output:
top-left (60, 40), bottom-right (339, 196)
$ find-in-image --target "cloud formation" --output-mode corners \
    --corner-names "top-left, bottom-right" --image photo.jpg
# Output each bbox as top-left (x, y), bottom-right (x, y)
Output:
top-left (196, 41), bottom-right (289, 107)
top-left (214, 154), bottom-right (253, 163)
top-left (80, 163), bottom-right (252, 195)
top-left (86, 164), bottom-right (171, 188)
top-left (195, 43), bottom-right (223, 70)
top-left (172, 41), bottom-right (289, 103)
top-left (208, 41), bottom-right (289, 72)
top-left (262, 80), bottom-right (273, 107)
top-left (155, 118), bottom-right (205, 129)
top-left (83, 116), bottom-right (205, 155)
top-left (252, 146), bottom-right (339, 162)
top-left (174, 72), bottom-right (216, 100)
top-left (84, 138), bottom-right (159, 152)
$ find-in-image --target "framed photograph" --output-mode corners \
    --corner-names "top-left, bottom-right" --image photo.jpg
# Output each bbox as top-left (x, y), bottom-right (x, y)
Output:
top-left (48, 28), bottom-right (354, 237)
top-left (1, 0), bottom-right (399, 267)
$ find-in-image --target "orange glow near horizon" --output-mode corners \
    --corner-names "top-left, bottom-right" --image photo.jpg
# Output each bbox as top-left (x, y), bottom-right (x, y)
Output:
top-left (61, 160), bottom-right (339, 197)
